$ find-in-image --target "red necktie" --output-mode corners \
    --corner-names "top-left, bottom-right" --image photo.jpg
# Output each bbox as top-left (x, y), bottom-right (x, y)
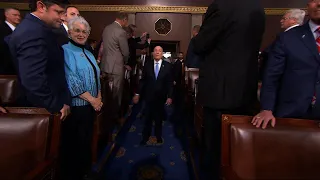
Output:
top-left (312, 28), bottom-right (320, 106)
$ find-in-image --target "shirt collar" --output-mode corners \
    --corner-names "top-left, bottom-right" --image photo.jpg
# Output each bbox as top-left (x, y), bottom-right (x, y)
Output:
top-left (114, 21), bottom-right (122, 27)
top-left (154, 59), bottom-right (162, 64)
top-left (62, 22), bottom-right (68, 31)
top-left (284, 24), bottom-right (299, 32)
top-left (5, 21), bottom-right (15, 31)
top-left (309, 20), bottom-right (320, 33)
top-left (30, 13), bottom-right (41, 20)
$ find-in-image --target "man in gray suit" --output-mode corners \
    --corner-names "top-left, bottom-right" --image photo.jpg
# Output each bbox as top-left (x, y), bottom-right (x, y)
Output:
top-left (101, 11), bottom-right (130, 120)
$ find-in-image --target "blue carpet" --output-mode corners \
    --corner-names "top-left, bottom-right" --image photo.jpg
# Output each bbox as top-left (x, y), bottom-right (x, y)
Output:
top-left (101, 104), bottom-right (193, 180)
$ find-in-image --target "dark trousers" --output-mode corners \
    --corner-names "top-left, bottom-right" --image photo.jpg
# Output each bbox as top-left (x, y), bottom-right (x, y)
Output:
top-left (202, 106), bottom-right (254, 179)
top-left (60, 105), bottom-right (95, 180)
top-left (142, 101), bottom-right (165, 140)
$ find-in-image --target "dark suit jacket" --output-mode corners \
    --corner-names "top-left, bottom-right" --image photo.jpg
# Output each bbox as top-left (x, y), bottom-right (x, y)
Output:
top-left (172, 59), bottom-right (182, 86)
top-left (185, 37), bottom-right (201, 68)
top-left (137, 60), bottom-right (173, 104)
top-left (137, 54), bottom-right (151, 70)
top-left (53, 25), bottom-right (69, 46)
top-left (0, 22), bottom-right (15, 74)
top-left (128, 37), bottom-right (149, 68)
top-left (261, 22), bottom-right (320, 118)
top-left (9, 14), bottom-right (71, 113)
top-left (193, 0), bottom-right (265, 109)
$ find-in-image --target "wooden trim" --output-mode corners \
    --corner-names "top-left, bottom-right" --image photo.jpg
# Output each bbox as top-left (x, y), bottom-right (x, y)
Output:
top-left (0, 3), bottom-right (305, 15)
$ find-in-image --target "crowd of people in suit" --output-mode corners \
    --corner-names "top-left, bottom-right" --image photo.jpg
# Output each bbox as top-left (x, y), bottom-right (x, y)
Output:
top-left (1, 0), bottom-right (320, 179)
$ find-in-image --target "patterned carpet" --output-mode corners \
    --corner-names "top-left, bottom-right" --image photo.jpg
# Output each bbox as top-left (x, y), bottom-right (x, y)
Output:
top-left (100, 104), bottom-right (194, 180)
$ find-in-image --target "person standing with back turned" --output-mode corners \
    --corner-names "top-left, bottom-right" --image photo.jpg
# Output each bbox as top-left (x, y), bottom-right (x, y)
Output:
top-left (100, 11), bottom-right (130, 121)
top-left (8, 0), bottom-right (71, 119)
top-left (192, 0), bottom-right (265, 179)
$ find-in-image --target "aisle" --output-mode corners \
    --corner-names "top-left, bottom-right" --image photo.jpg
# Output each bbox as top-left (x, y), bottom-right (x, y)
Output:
top-left (100, 105), bottom-right (193, 180)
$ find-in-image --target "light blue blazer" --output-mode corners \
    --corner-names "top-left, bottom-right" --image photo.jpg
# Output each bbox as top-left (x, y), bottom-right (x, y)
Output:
top-left (63, 41), bottom-right (101, 107)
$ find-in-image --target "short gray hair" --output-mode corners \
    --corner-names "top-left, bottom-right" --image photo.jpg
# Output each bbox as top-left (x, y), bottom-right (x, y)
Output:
top-left (68, 16), bottom-right (91, 34)
top-left (286, 9), bottom-right (306, 25)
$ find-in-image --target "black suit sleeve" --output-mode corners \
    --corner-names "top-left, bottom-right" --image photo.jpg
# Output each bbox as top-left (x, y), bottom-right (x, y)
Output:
top-left (16, 35), bottom-right (64, 113)
top-left (167, 64), bottom-right (174, 99)
top-left (193, 1), bottom-right (229, 54)
top-left (260, 35), bottom-right (286, 112)
top-left (137, 63), bottom-right (147, 95)
top-left (135, 37), bottom-right (141, 43)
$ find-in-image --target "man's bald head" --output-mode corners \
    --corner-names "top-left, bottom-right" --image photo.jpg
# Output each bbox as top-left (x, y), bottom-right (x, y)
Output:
top-left (153, 46), bottom-right (163, 61)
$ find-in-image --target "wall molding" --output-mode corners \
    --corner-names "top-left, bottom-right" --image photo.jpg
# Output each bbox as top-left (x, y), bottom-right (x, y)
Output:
top-left (0, 2), bottom-right (305, 15)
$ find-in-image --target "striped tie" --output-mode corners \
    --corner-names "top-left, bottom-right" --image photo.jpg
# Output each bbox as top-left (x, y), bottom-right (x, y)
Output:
top-left (312, 27), bottom-right (320, 106)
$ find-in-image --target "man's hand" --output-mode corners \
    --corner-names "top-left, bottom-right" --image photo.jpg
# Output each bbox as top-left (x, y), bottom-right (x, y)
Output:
top-left (251, 110), bottom-right (276, 129)
top-left (0, 106), bottom-right (7, 113)
top-left (60, 104), bottom-right (70, 120)
top-left (133, 94), bottom-right (140, 104)
top-left (165, 98), bottom-right (172, 106)
top-left (125, 65), bottom-right (132, 71)
top-left (141, 32), bottom-right (147, 38)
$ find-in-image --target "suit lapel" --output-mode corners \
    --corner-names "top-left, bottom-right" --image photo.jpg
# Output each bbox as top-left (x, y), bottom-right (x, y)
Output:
top-left (3, 23), bottom-right (13, 34)
top-left (150, 60), bottom-right (156, 81)
top-left (300, 23), bottom-right (320, 63)
top-left (157, 61), bottom-right (165, 80)
top-left (61, 25), bottom-right (68, 37)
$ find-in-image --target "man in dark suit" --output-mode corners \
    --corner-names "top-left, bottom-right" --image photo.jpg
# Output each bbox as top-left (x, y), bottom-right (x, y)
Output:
top-left (53, 5), bottom-right (79, 46)
top-left (8, 0), bottom-right (71, 119)
top-left (134, 46), bottom-right (173, 145)
top-left (259, 9), bottom-right (305, 80)
top-left (125, 24), bottom-right (150, 96)
top-left (185, 25), bottom-right (201, 69)
top-left (192, 0), bottom-right (265, 178)
top-left (252, 1), bottom-right (320, 128)
top-left (0, 8), bottom-right (21, 74)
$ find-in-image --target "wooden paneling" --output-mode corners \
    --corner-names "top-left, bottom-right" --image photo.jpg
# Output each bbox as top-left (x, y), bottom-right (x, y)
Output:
top-left (135, 12), bottom-right (191, 54)
top-left (261, 15), bottom-right (282, 50)
top-left (80, 11), bottom-right (117, 40)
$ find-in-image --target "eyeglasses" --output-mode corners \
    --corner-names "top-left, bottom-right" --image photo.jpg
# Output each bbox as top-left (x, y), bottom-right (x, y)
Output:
top-left (281, 17), bottom-right (292, 21)
top-left (72, 28), bottom-right (89, 35)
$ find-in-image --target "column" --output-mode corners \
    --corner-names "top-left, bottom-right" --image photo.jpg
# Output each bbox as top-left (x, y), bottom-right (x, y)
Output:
top-left (191, 14), bottom-right (203, 37)
top-left (128, 13), bottom-right (136, 25)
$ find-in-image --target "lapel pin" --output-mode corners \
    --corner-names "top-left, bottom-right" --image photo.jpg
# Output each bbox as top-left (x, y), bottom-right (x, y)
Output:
top-left (302, 35), bottom-right (305, 38)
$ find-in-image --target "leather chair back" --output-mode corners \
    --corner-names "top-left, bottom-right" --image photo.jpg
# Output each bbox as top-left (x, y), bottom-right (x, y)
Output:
top-left (221, 114), bottom-right (320, 180)
top-left (0, 107), bottom-right (60, 180)
top-left (0, 113), bottom-right (49, 180)
top-left (0, 75), bottom-right (18, 105)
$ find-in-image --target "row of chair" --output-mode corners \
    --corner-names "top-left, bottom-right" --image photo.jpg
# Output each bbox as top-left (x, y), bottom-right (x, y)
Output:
top-left (0, 75), bottom-right (111, 180)
top-left (184, 70), bottom-right (320, 179)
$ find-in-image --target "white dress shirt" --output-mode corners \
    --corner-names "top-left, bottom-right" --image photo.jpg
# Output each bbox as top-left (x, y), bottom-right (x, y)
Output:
top-left (309, 20), bottom-right (320, 40)
top-left (154, 59), bottom-right (162, 72)
top-left (141, 54), bottom-right (146, 66)
top-left (5, 21), bottom-right (15, 31)
top-left (62, 22), bottom-right (68, 31)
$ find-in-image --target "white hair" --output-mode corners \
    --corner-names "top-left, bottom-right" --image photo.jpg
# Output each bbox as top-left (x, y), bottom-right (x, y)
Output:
top-left (286, 9), bottom-right (306, 25)
top-left (67, 16), bottom-right (91, 34)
